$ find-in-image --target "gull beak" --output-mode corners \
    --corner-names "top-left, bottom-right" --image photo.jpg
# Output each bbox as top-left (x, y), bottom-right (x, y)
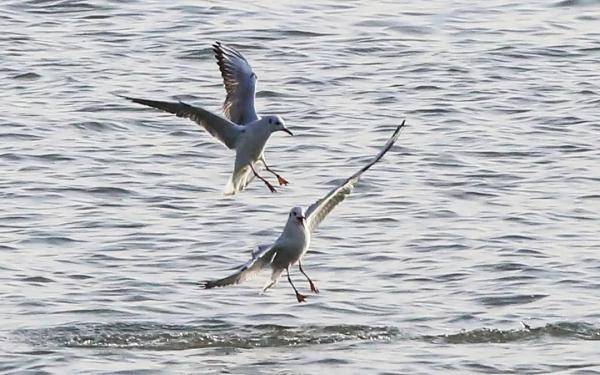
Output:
top-left (281, 128), bottom-right (293, 136)
top-left (298, 215), bottom-right (306, 227)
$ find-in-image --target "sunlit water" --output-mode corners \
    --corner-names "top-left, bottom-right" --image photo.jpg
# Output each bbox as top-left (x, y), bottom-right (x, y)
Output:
top-left (2, 0), bottom-right (600, 373)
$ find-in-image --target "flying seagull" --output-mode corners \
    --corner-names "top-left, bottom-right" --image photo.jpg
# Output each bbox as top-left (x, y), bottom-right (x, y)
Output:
top-left (121, 42), bottom-right (292, 195)
top-left (203, 121), bottom-right (406, 302)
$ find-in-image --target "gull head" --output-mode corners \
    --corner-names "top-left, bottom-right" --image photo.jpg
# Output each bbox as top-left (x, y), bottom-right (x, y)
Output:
top-left (265, 115), bottom-right (293, 136)
top-left (289, 206), bottom-right (306, 227)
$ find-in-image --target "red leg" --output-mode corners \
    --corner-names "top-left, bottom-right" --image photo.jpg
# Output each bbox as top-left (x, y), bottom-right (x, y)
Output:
top-left (263, 161), bottom-right (289, 186)
top-left (286, 267), bottom-right (307, 303)
top-left (250, 164), bottom-right (276, 193)
top-left (299, 261), bottom-right (319, 294)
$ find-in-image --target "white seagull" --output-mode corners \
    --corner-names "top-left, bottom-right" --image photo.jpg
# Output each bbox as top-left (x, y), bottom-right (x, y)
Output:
top-left (122, 42), bottom-right (292, 195)
top-left (203, 121), bottom-right (406, 302)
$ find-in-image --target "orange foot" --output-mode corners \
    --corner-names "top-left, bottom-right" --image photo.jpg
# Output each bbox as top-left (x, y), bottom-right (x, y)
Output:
top-left (296, 293), bottom-right (307, 303)
top-left (277, 175), bottom-right (289, 186)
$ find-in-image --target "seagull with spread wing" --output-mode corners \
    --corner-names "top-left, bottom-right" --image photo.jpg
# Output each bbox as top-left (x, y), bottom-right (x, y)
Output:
top-left (121, 42), bottom-right (292, 195)
top-left (203, 121), bottom-right (406, 302)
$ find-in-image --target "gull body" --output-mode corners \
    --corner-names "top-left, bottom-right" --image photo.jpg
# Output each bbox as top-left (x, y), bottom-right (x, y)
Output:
top-left (264, 206), bottom-right (311, 290)
top-left (121, 42), bottom-right (292, 195)
top-left (226, 114), bottom-right (290, 195)
top-left (203, 121), bottom-right (406, 302)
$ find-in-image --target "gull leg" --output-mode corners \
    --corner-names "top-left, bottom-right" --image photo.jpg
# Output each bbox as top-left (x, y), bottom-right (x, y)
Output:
top-left (261, 157), bottom-right (289, 186)
top-left (286, 267), bottom-right (306, 303)
top-left (299, 260), bottom-right (319, 294)
top-left (250, 163), bottom-right (276, 193)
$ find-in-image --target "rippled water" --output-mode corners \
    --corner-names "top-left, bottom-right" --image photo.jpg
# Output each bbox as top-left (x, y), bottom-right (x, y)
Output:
top-left (2, 0), bottom-right (600, 373)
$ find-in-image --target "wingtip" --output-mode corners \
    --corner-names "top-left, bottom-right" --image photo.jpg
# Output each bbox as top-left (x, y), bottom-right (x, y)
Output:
top-left (374, 119), bottom-right (406, 161)
top-left (390, 119), bottom-right (407, 140)
top-left (213, 41), bottom-right (231, 56)
top-left (200, 280), bottom-right (213, 289)
top-left (115, 94), bottom-right (142, 104)
top-left (396, 119), bottom-right (406, 133)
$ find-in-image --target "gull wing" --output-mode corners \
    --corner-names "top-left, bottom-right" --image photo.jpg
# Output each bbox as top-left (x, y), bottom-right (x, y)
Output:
top-left (202, 244), bottom-right (277, 288)
top-left (213, 42), bottom-right (259, 125)
top-left (123, 96), bottom-right (242, 149)
top-left (305, 121), bottom-right (406, 233)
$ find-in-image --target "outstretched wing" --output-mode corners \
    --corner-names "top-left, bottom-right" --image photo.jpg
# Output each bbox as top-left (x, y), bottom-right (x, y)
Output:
top-left (202, 244), bottom-right (277, 289)
top-left (213, 42), bottom-right (258, 125)
top-left (305, 121), bottom-right (406, 233)
top-left (123, 96), bottom-right (242, 149)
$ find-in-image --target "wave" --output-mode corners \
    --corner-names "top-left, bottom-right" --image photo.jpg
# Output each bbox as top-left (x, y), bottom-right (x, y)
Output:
top-left (17, 322), bottom-right (399, 350)
top-left (424, 322), bottom-right (600, 344)
top-left (15, 321), bottom-right (600, 351)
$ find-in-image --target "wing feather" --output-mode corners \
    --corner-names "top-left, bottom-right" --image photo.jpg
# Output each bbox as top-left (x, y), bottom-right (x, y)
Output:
top-left (123, 96), bottom-right (242, 149)
top-left (213, 42), bottom-right (258, 125)
top-left (202, 244), bottom-right (277, 288)
top-left (305, 121), bottom-right (406, 233)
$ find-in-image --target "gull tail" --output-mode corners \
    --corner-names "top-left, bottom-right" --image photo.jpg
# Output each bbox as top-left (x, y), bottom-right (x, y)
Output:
top-left (223, 165), bottom-right (256, 196)
top-left (262, 268), bottom-right (284, 292)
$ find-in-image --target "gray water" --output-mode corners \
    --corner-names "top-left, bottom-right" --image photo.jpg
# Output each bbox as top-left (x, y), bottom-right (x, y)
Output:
top-left (2, 0), bottom-right (600, 373)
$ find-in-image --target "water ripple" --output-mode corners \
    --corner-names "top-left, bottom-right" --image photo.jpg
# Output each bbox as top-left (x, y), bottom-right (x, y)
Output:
top-left (18, 323), bottom-right (400, 350)
top-left (2, 0), bottom-right (600, 372)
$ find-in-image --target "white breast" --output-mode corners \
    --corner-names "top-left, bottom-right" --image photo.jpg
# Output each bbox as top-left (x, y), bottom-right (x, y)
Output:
top-left (237, 121), bottom-right (270, 162)
top-left (272, 222), bottom-right (311, 268)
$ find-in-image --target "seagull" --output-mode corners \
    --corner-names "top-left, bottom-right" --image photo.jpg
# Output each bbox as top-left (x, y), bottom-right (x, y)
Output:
top-left (121, 42), bottom-right (293, 195)
top-left (202, 121), bottom-right (406, 302)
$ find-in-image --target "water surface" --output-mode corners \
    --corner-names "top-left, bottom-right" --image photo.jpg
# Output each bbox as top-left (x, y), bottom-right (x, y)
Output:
top-left (2, 0), bottom-right (600, 373)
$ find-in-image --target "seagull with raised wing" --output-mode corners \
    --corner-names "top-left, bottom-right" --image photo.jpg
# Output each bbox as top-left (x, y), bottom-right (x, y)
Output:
top-left (203, 121), bottom-right (406, 302)
top-left (121, 42), bottom-right (292, 195)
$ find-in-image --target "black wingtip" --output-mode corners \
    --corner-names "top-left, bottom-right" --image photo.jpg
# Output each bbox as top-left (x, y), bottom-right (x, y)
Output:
top-left (178, 100), bottom-right (191, 109)
top-left (115, 93), bottom-right (133, 101)
top-left (119, 95), bottom-right (151, 107)
top-left (388, 119), bottom-right (406, 142)
top-left (116, 94), bottom-right (145, 105)
top-left (389, 119), bottom-right (407, 142)
top-left (213, 42), bottom-right (226, 71)
top-left (213, 41), bottom-right (229, 55)
top-left (200, 280), bottom-right (214, 289)
top-left (396, 119), bottom-right (406, 134)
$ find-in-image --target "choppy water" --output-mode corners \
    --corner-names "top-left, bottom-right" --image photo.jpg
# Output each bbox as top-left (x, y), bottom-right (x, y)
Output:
top-left (2, 0), bottom-right (600, 373)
